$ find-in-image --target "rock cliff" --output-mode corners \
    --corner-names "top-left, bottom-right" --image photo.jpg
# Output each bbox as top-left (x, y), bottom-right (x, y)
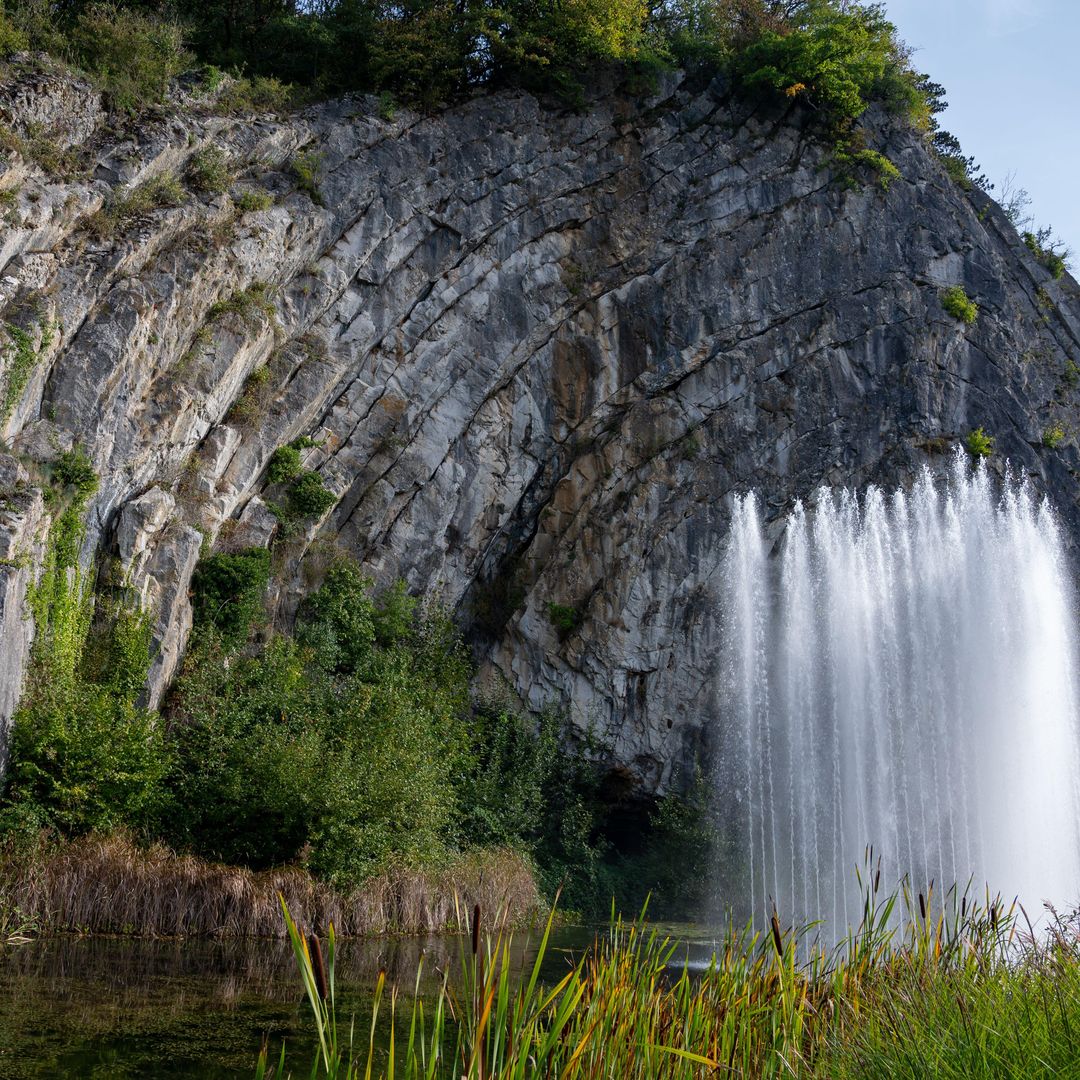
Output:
top-left (1, 60), bottom-right (1078, 786)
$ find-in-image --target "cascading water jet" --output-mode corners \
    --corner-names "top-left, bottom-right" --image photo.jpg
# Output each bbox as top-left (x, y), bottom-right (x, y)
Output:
top-left (719, 454), bottom-right (1080, 934)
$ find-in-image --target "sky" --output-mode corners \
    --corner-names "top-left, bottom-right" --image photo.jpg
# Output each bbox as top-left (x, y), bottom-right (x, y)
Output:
top-left (882, 0), bottom-right (1080, 259)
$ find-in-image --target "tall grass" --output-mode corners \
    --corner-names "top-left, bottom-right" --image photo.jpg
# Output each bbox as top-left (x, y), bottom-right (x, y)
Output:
top-left (264, 872), bottom-right (1080, 1079)
top-left (0, 834), bottom-right (540, 937)
top-left (0, 890), bottom-right (37, 946)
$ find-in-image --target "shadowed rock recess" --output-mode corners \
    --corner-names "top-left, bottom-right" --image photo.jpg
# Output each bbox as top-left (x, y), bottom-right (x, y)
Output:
top-left (1, 64), bottom-right (1078, 789)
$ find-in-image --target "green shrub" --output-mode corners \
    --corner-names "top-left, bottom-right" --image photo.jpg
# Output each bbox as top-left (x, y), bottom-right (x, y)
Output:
top-left (965, 426), bottom-right (994, 458)
top-left (372, 579), bottom-right (418, 647)
top-left (547, 602), bottom-right (581, 641)
top-left (2, 324), bottom-right (38, 424)
top-left (190, 547), bottom-right (271, 645)
top-left (185, 145), bottom-right (232, 195)
top-left (1024, 228), bottom-right (1069, 280)
top-left (731, 2), bottom-right (919, 124)
top-left (234, 189), bottom-right (273, 213)
top-left (0, 11), bottom-right (29, 55)
top-left (3, 682), bottom-right (168, 836)
top-left (297, 560), bottom-right (377, 674)
top-left (1042, 423), bottom-right (1066, 449)
top-left (290, 151), bottom-right (324, 206)
top-left (52, 447), bottom-right (99, 497)
top-left (163, 571), bottom-right (471, 883)
top-left (286, 470), bottom-right (336, 518)
top-left (266, 444), bottom-right (302, 485)
top-left (93, 173), bottom-right (186, 234)
top-left (206, 282), bottom-right (275, 325)
top-left (1, 488), bottom-right (165, 840)
top-left (939, 152), bottom-right (973, 190)
top-left (226, 365), bottom-right (272, 426)
top-left (67, 3), bottom-right (192, 113)
top-left (377, 89), bottom-right (397, 121)
top-left (834, 142), bottom-right (901, 192)
top-left (215, 74), bottom-right (296, 114)
top-left (942, 285), bottom-right (978, 324)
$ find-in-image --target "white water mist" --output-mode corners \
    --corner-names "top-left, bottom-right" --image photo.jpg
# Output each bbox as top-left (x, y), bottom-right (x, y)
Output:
top-left (721, 455), bottom-right (1080, 931)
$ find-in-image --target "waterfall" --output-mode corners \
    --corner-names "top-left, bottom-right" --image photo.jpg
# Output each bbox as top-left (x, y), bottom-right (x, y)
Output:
top-left (720, 456), bottom-right (1080, 932)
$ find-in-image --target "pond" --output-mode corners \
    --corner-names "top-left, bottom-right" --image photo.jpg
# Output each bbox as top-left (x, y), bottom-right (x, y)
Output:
top-left (0, 923), bottom-right (719, 1078)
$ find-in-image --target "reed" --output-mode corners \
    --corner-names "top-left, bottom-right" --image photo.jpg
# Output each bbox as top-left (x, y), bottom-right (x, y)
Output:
top-left (0, 834), bottom-right (541, 938)
top-left (0, 888), bottom-right (37, 946)
top-left (263, 873), bottom-right (1080, 1079)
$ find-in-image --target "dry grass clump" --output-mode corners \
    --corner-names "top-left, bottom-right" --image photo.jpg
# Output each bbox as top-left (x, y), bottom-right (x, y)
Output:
top-left (0, 834), bottom-right (541, 938)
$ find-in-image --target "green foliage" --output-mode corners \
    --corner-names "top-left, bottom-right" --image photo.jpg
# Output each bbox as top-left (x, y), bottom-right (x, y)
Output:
top-left (226, 364), bottom-right (272, 426)
top-left (377, 89), bottom-right (396, 121)
top-left (965, 426), bottom-right (994, 459)
top-left (0, 0), bottom-right (940, 135)
top-left (457, 705), bottom-right (711, 918)
top-left (52, 447), bottom-right (99, 497)
top-left (3, 681), bottom-right (167, 836)
top-left (1042, 423), bottom-right (1066, 449)
top-left (1, 323), bottom-right (39, 424)
top-left (234, 188), bottom-right (273, 213)
top-left (0, 10), bottom-right (29, 54)
top-left (3, 524), bottom-right (710, 915)
top-left (731, 1), bottom-right (918, 123)
top-left (190, 547), bottom-right (271, 645)
top-left (857, 149), bottom-right (900, 191)
top-left (942, 285), bottom-right (978, 324)
top-left (22, 447), bottom-right (99, 684)
top-left (913, 74), bottom-right (991, 193)
top-left (460, 709), bottom-right (612, 914)
top-left (547, 601), bottom-right (581, 641)
top-left (1024, 227), bottom-right (1070, 280)
top-left (833, 140), bottom-right (901, 192)
top-left (456, 707), bottom-right (560, 852)
top-left (1, 453), bottom-right (166, 841)
top-left (93, 173), bottom-right (186, 235)
top-left (0, 121), bottom-right (81, 178)
top-left (185, 145), bottom-right (232, 195)
top-left (266, 444), bottom-right (302, 485)
top-left (286, 470), bottom-right (336, 518)
top-left (163, 568), bottom-right (470, 883)
top-left (214, 74), bottom-right (296, 114)
top-left (65, 2), bottom-right (192, 113)
top-left (290, 151), bottom-right (324, 206)
top-left (206, 281), bottom-right (275, 324)
top-left (296, 560), bottom-right (376, 673)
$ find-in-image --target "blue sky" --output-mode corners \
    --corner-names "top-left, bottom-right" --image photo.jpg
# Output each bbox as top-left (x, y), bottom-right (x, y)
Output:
top-left (883, 0), bottom-right (1079, 260)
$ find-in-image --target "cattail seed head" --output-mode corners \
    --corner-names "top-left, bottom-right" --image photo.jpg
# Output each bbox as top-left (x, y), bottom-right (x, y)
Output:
top-left (308, 931), bottom-right (328, 1001)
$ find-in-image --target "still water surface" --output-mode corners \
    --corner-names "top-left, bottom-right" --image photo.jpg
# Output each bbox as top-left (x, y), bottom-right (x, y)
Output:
top-left (0, 925), bottom-right (717, 1078)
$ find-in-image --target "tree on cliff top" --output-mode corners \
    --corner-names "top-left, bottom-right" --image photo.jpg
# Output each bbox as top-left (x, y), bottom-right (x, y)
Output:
top-left (0, 0), bottom-right (928, 121)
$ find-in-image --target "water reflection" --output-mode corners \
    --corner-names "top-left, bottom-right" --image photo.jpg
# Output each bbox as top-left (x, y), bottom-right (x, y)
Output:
top-left (0, 925), bottom-right (597, 1079)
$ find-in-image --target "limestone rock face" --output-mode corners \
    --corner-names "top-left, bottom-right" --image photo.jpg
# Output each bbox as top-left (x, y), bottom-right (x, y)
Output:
top-left (1, 66), bottom-right (1078, 787)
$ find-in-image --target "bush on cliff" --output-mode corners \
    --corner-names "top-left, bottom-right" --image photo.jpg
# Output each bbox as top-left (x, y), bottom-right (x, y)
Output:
top-left (4, 0), bottom-right (928, 123)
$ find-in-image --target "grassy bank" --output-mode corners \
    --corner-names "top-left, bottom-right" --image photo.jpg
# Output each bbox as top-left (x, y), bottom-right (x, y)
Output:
top-left (0, 835), bottom-right (540, 938)
top-left (266, 882), bottom-right (1080, 1079)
